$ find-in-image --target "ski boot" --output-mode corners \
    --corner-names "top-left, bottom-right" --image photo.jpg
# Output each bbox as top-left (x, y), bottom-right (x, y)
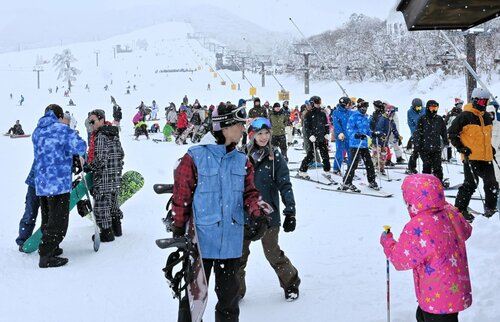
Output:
top-left (484, 207), bottom-right (498, 218)
top-left (460, 209), bottom-right (475, 223)
top-left (297, 171), bottom-right (310, 180)
top-left (396, 157), bottom-right (406, 164)
top-left (441, 178), bottom-right (450, 189)
top-left (341, 183), bottom-right (360, 192)
top-left (405, 168), bottom-right (417, 175)
top-left (368, 181), bottom-right (380, 191)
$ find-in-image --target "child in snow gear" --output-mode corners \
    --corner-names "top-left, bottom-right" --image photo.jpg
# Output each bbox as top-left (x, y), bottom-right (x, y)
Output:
top-left (380, 174), bottom-right (472, 322)
top-left (162, 123), bottom-right (174, 142)
top-left (332, 97), bottom-right (354, 174)
top-left (298, 96), bottom-right (331, 178)
top-left (33, 104), bottom-right (87, 267)
top-left (86, 109), bottom-right (125, 241)
top-left (448, 87), bottom-right (498, 221)
top-left (413, 100), bottom-right (448, 186)
top-left (134, 121), bottom-right (149, 140)
top-left (7, 120), bottom-right (25, 135)
top-left (344, 101), bottom-right (378, 191)
top-left (238, 117), bottom-right (300, 301)
top-left (172, 103), bottom-right (272, 322)
top-left (406, 98), bottom-right (425, 174)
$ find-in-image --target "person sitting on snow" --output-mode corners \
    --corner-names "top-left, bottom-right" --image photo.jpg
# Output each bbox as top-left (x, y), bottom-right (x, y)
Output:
top-left (7, 120), bottom-right (25, 135)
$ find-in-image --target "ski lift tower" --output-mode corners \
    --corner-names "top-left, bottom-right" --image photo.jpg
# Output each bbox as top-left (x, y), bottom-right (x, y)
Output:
top-left (294, 43), bottom-right (315, 95)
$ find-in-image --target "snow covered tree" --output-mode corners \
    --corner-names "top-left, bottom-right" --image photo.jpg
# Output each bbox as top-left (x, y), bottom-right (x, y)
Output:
top-left (53, 49), bottom-right (81, 90)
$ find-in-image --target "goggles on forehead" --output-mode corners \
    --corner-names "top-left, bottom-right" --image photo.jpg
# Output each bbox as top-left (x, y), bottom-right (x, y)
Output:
top-left (212, 105), bottom-right (247, 126)
top-left (250, 117), bottom-right (272, 132)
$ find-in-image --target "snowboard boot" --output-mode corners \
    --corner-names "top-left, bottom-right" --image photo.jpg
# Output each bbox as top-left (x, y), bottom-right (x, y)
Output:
top-left (341, 183), bottom-right (360, 192)
top-left (53, 247), bottom-right (63, 256)
top-left (368, 181), bottom-right (380, 191)
top-left (297, 171), bottom-right (310, 180)
top-left (39, 255), bottom-right (69, 268)
top-left (93, 228), bottom-right (115, 243)
top-left (396, 157), bottom-right (405, 164)
top-left (112, 217), bottom-right (122, 237)
top-left (285, 287), bottom-right (299, 301)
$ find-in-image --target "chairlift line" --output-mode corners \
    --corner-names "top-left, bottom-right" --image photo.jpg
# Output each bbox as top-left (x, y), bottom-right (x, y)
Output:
top-left (289, 17), bottom-right (348, 97)
top-left (226, 54), bottom-right (254, 88)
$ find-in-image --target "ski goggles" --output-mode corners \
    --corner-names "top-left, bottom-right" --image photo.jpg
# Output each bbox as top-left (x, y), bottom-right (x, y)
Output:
top-left (475, 98), bottom-right (489, 108)
top-left (428, 104), bottom-right (439, 112)
top-left (211, 105), bottom-right (247, 130)
top-left (250, 117), bottom-right (272, 132)
top-left (415, 105), bottom-right (422, 111)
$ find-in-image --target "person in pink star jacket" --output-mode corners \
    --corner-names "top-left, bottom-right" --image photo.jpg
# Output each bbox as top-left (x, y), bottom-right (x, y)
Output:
top-left (380, 174), bottom-right (472, 322)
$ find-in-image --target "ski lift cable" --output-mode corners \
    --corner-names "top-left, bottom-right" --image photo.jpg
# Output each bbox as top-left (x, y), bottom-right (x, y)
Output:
top-left (289, 17), bottom-right (348, 97)
top-left (439, 30), bottom-right (496, 101)
top-left (226, 55), bottom-right (254, 88)
top-left (270, 72), bottom-right (286, 91)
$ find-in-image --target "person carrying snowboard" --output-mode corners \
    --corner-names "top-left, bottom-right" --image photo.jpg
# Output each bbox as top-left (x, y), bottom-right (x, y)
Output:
top-left (448, 88), bottom-right (498, 222)
top-left (343, 101), bottom-right (379, 191)
top-left (380, 174), bottom-right (472, 322)
top-left (171, 102), bottom-right (272, 322)
top-left (238, 117), bottom-right (300, 301)
top-left (86, 109), bottom-right (125, 241)
top-left (32, 104), bottom-right (87, 268)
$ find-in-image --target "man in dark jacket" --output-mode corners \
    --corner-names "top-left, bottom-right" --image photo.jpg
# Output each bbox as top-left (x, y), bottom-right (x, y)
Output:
top-left (413, 100), bottom-right (448, 186)
top-left (298, 96), bottom-right (331, 178)
top-left (7, 120), bottom-right (25, 135)
top-left (87, 109), bottom-right (125, 242)
top-left (248, 97), bottom-right (268, 118)
top-left (32, 104), bottom-right (87, 267)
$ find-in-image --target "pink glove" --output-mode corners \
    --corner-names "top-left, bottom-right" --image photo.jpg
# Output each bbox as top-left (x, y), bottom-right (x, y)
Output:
top-left (379, 231), bottom-right (394, 247)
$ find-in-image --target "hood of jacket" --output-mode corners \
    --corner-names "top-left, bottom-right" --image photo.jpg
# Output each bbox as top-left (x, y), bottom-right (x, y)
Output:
top-left (96, 124), bottom-right (119, 138)
top-left (401, 174), bottom-right (445, 218)
top-left (36, 110), bottom-right (59, 129)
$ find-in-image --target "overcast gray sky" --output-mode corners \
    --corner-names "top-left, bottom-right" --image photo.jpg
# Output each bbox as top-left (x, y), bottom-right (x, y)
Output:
top-left (3, 0), bottom-right (398, 36)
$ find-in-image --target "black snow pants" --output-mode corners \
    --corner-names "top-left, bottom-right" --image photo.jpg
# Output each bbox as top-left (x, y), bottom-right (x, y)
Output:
top-left (38, 193), bottom-right (70, 257)
top-left (455, 159), bottom-right (498, 211)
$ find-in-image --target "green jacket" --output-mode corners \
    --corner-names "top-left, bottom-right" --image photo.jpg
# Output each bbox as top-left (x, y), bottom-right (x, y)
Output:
top-left (269, 110), bottom-right (287, 136)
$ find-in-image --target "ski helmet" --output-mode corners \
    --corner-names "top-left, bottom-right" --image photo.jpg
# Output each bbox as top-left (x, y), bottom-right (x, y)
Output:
top-left (411, 98), bottom-right (423, 108)
top-left (339, 97), bottom-right (351, 106)
top-left (211, 103), bottom-right (247, 131)
top-left (471, 87), bottom-right (491, 111)
top-left (310, 96), bottom-right (321, 105)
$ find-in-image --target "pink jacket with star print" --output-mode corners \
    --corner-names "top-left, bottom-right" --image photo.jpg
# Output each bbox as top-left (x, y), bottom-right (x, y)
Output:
top-left (380, 174), bottom-right (472, 314)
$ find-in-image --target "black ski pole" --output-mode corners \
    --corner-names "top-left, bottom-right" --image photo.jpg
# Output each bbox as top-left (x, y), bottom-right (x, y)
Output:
top-left (464, 155), bottom-right (486, 210)
top-left (342, 139), bottom-right (363, 186)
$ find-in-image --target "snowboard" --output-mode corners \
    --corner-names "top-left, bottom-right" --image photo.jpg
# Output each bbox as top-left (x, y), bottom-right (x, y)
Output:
top-left (10, 134), bottom-right (31, 138)
top-left (192, 118), bottom-right (211, 143)
top-left (154, 184), bottom-right (208, 322)
top-left (176, 123), bottom-right (195, 145)
top-left (22, 170), bottom-right (144, 253)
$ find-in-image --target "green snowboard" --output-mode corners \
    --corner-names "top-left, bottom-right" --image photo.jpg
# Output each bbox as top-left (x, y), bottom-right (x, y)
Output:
top-left (22, 170), bottom-right (144, 253)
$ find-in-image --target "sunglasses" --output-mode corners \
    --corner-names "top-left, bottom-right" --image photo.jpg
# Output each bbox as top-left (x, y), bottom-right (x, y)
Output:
top-left (89, 119), bottom-right (99, 125)
top-left (250, 117), bottom-right (272, 131)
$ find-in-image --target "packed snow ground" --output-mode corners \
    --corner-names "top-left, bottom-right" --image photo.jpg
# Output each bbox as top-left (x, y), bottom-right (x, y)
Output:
top-left (1, 22), bottom-right (500, 322)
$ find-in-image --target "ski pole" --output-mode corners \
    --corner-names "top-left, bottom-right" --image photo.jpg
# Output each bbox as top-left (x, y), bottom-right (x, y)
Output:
top-left (464, 156), bottom-right (486, 209)
top-left (342, 139), bottom-right (363, 186)
top-left (312, 139), bottom-right (320, 183)
top-left (383, 225), bottom-right (391, 322)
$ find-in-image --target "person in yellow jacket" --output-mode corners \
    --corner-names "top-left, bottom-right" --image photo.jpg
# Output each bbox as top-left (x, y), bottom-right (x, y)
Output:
top-left (448, 87), bottom-right (498, 222)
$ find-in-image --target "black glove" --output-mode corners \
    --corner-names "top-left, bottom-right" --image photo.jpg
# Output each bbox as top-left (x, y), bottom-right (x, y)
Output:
top-left (354, 133), bottom-right (367, 140)
top-left (458, 146), bottom-right (472, 156)
top-left (170, 224), bottom-right (185, 238)
top-left (282, 215), bottom-right (296, 232)
top-left (244, 215), bottom-right (269, 241)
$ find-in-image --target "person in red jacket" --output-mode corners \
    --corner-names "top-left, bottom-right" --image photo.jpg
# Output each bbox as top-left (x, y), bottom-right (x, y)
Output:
top-left (176, 106), bottom-right (188, 138)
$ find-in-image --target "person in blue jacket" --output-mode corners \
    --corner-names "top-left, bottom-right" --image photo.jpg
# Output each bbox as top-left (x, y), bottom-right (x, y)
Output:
top-left (238, 117), bottom-right (300, 302)
top-left (373, 105), bottom-right (401, 175)
top-left (16, 163), bottom-right (40, 251)
top-left (32, 104), bottom-right (87, 268)
top-left (332, 97), bottom-right (354, 174)
top-left (406, 98), bottom-right (426, 174)
top-left (343, 101), bottom-right (379, 191)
